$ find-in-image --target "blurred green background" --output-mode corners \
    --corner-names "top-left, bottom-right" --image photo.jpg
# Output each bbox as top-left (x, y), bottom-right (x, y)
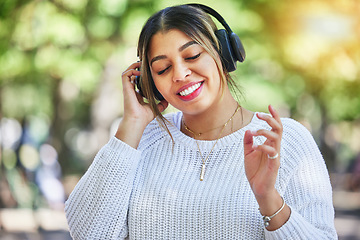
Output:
top-left (0, 0), bottom-right (359, 237)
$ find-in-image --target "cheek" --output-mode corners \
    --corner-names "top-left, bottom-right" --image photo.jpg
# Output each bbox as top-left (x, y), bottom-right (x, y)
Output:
top-left (203, 58), bottom-right (222, 87)
top-left (152, 76), bottom-right (170, 97)
top-left (201, 55), bottom-right (220, 75)
top-left (149, 69), bottom-right (162, 89)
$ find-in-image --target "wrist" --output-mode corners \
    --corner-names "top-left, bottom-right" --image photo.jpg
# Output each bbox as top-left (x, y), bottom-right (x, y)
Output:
top-left (256, 191), bottom-right (283, 217)
top-left (115, 117), bottom-right (148, 149)
top-left (261, 196), bottom-right (286, 227)
top-left (255, 190), bottom-right (291, 231)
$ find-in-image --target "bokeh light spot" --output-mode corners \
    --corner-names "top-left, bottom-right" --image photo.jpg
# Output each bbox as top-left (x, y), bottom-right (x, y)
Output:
top-left (19, 144), bottom-right (40, 171)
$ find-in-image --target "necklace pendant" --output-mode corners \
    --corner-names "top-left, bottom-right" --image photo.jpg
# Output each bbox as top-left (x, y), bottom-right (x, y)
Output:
top-left (200, 164), bottom-right (206, 181)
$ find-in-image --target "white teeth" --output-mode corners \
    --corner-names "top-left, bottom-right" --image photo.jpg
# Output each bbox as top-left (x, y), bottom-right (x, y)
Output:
top-left (179, 83), bottom-right (201, 96)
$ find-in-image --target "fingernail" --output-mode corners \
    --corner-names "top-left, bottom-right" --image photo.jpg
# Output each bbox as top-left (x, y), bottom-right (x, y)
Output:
top-left (270, 104), bottom-right (276, 112)
top-left (257, 113), bottom-right (266, 118)
top-left (252, 144), bottom-right (258, 149)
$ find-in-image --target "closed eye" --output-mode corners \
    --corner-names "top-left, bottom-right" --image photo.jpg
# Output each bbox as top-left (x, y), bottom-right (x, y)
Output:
top-left (157, 53), bottom-right (200, 75)
top-left (158, 66), bottom-right (171, 75)
top-left (186, 53), bottom-right (201, 60)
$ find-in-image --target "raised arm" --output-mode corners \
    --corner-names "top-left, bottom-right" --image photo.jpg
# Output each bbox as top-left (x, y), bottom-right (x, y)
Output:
top-left (65, 62), bottom-right (167, 239)
top-left (244, 106), bottom-right (337, 239)
top-left (116, 62), bottom-right (167, 149)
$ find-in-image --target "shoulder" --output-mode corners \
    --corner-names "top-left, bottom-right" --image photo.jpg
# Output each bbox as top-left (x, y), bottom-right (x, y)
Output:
top-left (278, 117), bottom-right (325, 176)
top-left (280, 117), bottom-right (319, 151)
top-left (276, 117), bottom-right (328, 193)
top-left (281, 118), bottom-right (311, 139)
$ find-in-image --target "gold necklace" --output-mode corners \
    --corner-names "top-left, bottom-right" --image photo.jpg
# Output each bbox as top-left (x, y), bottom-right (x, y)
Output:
top-left (183, 104), bottom-right (241, 181)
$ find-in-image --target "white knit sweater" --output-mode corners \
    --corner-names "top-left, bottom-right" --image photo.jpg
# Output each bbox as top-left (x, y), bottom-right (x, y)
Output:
top-left (65, 112), bottom-right (338, 239)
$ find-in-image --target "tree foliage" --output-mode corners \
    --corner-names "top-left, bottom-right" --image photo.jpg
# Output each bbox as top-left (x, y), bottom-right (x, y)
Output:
top-left (0, 0), bottom-right (359, 180)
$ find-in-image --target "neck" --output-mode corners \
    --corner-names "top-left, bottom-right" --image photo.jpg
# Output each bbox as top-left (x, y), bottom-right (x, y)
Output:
top-left (181, 96), bottom-right (241, 140)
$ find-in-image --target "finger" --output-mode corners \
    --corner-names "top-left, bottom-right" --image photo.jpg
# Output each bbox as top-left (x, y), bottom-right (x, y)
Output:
top-left (256, 112), bottom-right (282, 133)
top-left (122, 69), bottom-right (141, 103)
top-left (122, 69), bottom-right (140, 80)
top-left (252, 129), bottom-right (279, 142)
top-left (269, 105), bottom-right (283, 134)
top-left (122, 63), bottom-right (141, 87)
top-left (253, 144), bottom-right (279, 160)
top-left (269, 104), bottom-right (281, 123)
top-left (129, 75), bottom-right (137, 86)
top-left (123, 62), bottom-right (141, 74)
top-left (122, 62), bottom-right (141, 85)
top-left (243, 130), bottom-right (255, 156)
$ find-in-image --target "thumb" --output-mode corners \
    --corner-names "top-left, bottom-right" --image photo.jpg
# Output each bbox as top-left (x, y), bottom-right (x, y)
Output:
top-left (244, 130), bottom-right (255, 156)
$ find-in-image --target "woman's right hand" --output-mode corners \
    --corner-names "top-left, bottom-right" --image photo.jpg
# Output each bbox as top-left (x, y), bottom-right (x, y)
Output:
top-left (115, 62), bottom-right (168, 148)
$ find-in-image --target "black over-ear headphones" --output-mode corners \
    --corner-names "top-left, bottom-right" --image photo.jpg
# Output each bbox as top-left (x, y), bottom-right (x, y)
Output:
top-left (136, 3), bottom-right (246, 101)
top-left (188, 3), bottom-right (246, 71)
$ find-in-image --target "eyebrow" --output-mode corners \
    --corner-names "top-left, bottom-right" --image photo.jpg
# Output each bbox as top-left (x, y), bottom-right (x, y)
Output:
top-left (179, 40), bottom-right (197, 52)
top-left (150, 40), bottom-right (198, 66)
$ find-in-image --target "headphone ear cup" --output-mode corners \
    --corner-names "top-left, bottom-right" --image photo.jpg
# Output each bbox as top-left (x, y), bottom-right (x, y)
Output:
top-left (229, 32), bottom-right (245, 62)
top-left (215, 29), bottom-right (237, 72)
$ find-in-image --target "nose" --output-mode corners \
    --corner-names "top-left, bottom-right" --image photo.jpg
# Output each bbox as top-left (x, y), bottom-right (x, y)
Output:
top-left (172, 62), bottom-right (191, 82)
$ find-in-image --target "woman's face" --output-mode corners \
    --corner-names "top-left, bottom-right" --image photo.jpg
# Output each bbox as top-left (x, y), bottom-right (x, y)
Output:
top-left (148, 29), bottom-right (224, 115)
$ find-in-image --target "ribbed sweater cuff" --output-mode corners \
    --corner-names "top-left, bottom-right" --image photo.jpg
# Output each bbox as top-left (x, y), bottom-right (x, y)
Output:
top-left (93, 136), bottom-right (142, 171)
top-left (108, 136), bottom-right (139, 152)
top-left (264, 206), bottom-right (311, 240)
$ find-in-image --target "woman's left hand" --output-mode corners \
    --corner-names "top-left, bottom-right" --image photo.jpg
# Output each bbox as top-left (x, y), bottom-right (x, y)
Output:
top-left (243, 105), bottom-right (283, 199)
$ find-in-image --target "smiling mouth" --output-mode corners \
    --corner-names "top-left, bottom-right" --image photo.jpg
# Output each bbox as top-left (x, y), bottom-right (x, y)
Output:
top-left (178, 82), bottom-right (203, 97)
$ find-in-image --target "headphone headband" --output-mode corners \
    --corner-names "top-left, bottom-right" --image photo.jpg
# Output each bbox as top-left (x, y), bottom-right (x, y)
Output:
top-left (186, 4), bottom-right (233, 34)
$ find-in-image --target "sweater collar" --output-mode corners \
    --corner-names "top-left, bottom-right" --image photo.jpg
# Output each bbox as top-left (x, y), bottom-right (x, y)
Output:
top-left (162, 111), bottom-right (262, 150)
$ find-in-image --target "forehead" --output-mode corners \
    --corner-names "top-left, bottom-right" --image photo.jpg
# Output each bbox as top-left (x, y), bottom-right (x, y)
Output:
top-left (148, 29), bottom-right (194, 56)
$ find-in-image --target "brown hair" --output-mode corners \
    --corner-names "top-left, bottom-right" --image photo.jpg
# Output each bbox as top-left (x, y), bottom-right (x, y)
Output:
top-left (137, 4), bottom-right (240, 131)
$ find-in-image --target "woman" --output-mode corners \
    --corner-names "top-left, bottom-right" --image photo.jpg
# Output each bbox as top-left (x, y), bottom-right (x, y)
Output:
top-left (65, 4), bottom-right (337, 239)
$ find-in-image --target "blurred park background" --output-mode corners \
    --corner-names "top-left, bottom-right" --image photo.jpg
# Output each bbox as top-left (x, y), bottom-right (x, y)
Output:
top-left (0, 0), bottom-right (359, 239)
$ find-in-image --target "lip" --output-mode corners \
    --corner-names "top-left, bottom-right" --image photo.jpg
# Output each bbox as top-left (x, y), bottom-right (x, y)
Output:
top-left (177, 81), bottom-right (204, 101)
top-left (176, 81), bottom-right (203, 94)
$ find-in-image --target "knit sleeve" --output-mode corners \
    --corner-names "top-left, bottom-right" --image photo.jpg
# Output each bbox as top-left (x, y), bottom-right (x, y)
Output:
top-left (65, 136), bottom-right (141, 240)
top-left (264, 119), bottom-right (338, 240)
